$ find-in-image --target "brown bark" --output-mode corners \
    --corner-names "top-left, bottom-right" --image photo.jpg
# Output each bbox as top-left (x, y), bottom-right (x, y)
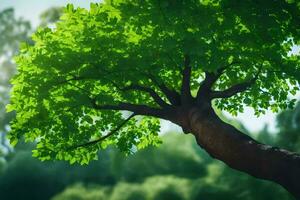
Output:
top-left (87, 57), bottom-right (300, 198)
top-left (182, 106), bottom-right (300, 199)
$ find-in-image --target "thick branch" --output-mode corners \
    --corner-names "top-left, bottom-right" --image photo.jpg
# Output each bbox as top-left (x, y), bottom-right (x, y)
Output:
top-left (122, 85), bottom-right (169, 108)
top-left (196, 62), bottom-right (240, 100)
top-left (91, 100), bottom-right (167, 119)
top-left (58, 75), bottom-right (170, 108)
top-left (145, 73), bottom-right (181, 106)
top-left (210, 68), bottom-right (261, 99)
top-left (210, 79), bottom-right (254, 99)
top-left (56, 75), bottom-right (170, 118)
top-left (180, 54), bottom-right (193, 104)
top-left (196, 71), bottom-right (218, 102)
top-left (159, 83), bottom-right (181, 105)
top-left (101, 79), bottom-right (170, 108)
top-left (71, 113), bottom-right (136, 149)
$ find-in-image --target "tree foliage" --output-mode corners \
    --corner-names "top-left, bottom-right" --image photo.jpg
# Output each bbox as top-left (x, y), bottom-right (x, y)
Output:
top-left (8, 0), bottom-right (300, 164)
top-left (273, 102), bottom-right (300, 151)
top-left (39, 7), bottom-right (64, 28)
top-left (0, 6), bottom-right (63, 158)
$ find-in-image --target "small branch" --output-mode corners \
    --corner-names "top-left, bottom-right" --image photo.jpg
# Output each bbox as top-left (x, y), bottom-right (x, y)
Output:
top-left (196, 62), bottom-right (241, 100)
top-left (181, 54), bottom-right (193, 104)
top-left (54, 74), bottom-right (169, 118)
top-left (51, 76), bottom-right (95, 89)
top-left (215, 61), bottom-right (241, 77)
top-left (67, 82), bottom-right (92, 97)
top-left (58, 75), bottom-right (169, 108)
top-left (210, 67), bottom-right (262, 99)
top-left (70, 113), bottom-right (136, 149)
top-left (91, 100), bottom-right (167, 119)
top-left (122, 84), bottom-right (169, 108)
top-left (144, 72), bottom-right (181, 106)
top-left (67, 74), bottom-right (170, 108)
top-left (210, 81), bottom-right (254, 99)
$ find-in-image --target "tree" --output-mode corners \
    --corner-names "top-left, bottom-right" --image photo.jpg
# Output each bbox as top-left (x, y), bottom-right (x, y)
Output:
top-left (0, 8), bottom-right (31, 154)
top-left (275, 102), bottom-right (300, 151)
top-left (39, 7), bottom-right (63, 28)
top-left (0, 6), bottom-right (61, 157)
top-left (8, 0), bottom-right (300, 198)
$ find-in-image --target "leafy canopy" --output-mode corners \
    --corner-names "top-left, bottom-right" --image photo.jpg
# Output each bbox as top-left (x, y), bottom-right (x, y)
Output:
top-left (8, 0), bottom-right (300, 164)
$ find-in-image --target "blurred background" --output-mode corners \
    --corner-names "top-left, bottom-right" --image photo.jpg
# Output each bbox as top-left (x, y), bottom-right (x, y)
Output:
top-left (0, 1), bottom-right (299, 200)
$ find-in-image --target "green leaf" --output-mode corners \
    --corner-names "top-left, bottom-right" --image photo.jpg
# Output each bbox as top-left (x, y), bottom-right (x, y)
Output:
top-left (9, 0), bottom-right (300, 164)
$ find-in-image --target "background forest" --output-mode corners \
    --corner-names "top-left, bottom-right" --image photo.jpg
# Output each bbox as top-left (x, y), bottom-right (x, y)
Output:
top-left (0, 4), bottom-right (299, 200)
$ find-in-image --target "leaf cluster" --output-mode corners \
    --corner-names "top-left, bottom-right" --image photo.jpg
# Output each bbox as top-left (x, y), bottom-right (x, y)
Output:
top-left (8, 0), bottom-right (300, 163)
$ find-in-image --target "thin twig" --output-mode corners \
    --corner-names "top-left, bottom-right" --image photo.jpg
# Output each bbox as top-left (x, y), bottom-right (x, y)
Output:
top-left (69, 113), bottom-right (136, 149)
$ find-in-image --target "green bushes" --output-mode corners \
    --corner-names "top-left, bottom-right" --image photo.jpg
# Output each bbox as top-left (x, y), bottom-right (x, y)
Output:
top-left (110, 133), bottom-right (209, 182)
top-left (110, 182), bottom-right (146, 200)
top-left (52, 183), bottom-right (109, 200)
top-left (0, 132), bottom-right (294, 200)
top-left (52, 172), bottom-right (292, 200)
top-left (52, 175), bottom-right (192, 200)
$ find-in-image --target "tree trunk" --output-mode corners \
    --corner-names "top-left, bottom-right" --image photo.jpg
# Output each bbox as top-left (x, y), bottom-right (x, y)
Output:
top-left (187, 107), bottom-right (300, 199)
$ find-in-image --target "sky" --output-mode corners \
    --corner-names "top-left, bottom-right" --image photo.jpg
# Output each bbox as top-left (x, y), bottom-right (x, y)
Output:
top-left (1, 0), bottom-right (296, 134)
top-left (0, 0), bottom-right (101, 27)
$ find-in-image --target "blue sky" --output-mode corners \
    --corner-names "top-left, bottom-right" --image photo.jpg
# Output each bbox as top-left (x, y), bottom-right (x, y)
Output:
top-left (1, 0), bottom-right (291, 133)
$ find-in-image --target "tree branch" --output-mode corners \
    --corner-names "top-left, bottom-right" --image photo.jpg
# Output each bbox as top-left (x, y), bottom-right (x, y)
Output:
top-left (91, 100), bottom-right (167, 119)
top-left (181, 54), bottom-right (193, 104)
top-left (144, 72), bottom-right (181, 106)
top-left (70, 113), bottom-right (136, 149)
top-left (196, 62), bottom-right (241, 100)
top-left (54, 74), bottom-right (170, 119)
top-left (210, 68), bottom-right (261, 99)
top-left (210, 80), bottom-right (254, 99)
top-left (51, 76), bottom-right (93, 89)
top-left (57, 75), bottom-right (170, 108)
top-left (121, 84), bottom-right (169, 108)
top-left (215, 61), bottom-right (241, 77)
top-left (99, 77), bottom-right (170, 108)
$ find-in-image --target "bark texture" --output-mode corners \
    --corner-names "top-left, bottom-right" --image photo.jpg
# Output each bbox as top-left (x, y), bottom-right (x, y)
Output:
top-left (90, 58), bottom-right (300, 198)
top-left (185, 106), bottom-right (300, 199)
